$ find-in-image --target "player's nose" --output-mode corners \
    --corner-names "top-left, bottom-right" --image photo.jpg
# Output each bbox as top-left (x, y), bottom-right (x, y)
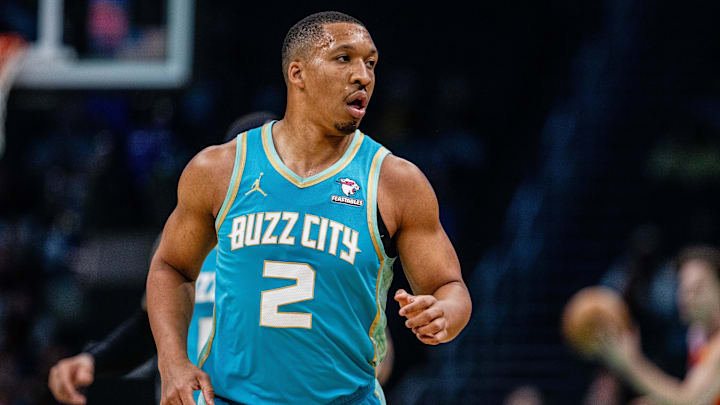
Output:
top-left (350, 60), bottom-right (372, 87)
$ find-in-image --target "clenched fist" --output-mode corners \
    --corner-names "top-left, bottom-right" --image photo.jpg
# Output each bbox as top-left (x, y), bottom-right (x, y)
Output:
top-left (395, 289), bottom-right (449, 345)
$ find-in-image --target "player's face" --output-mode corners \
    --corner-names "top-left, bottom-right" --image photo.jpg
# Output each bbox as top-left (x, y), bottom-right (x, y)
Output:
top-left (677, 260), bottom-right (720, 324)
top-left (305, 23), bottom-right (378, 135)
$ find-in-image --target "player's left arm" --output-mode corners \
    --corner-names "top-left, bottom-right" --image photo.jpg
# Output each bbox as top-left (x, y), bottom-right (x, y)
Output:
top-left (378, 155), bottom-right (472, 345)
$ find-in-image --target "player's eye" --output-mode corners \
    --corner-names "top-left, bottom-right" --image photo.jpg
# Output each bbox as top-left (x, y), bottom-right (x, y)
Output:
top-left (336, 55), bottom-right (349, 62)
top-left (366, 59), bottom-right (376, 69)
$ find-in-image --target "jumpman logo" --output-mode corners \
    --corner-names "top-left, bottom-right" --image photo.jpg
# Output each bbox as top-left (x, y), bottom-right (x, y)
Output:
top-left (245, 172), bottom-right (267, 196)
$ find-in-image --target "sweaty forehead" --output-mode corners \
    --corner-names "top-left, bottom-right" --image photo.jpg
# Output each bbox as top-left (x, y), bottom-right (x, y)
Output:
top-left (316, 23), bottom-right (376, 53)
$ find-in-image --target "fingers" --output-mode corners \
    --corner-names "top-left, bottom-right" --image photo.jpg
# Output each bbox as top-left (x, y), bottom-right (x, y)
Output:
top-left (399, 295), bottom-right (436, 317)
top-left (412, 316), bottom-right (447, 336)
top-left (160, 366), bottom-right (214, 405)
top-left (198, 372), bottom-right (215, 405)
top-left (417, 329), bottom-right (447, 346)
top-left (395, 293), bottom-right (450, 346)
top-left (73, 354), bottom-right (95, 386)
top-left (70, 358), bottom-right (94, 389)
top-left (161, 387), bottom-right (196, 405)
top-left (394, 289), bottom-right (413, 306)
top-left (48, 362), bottom-right (88, 405)
top-left (160, 386), bottom-right (197, 405)
top-left (74, 368), bottom-right (94, 387)
top-left (48, 366), bottom-right (65, 401)
top-left (180, 388), bottom-right (197, 405)
top-left (404, 305), bottom-right (444, 329)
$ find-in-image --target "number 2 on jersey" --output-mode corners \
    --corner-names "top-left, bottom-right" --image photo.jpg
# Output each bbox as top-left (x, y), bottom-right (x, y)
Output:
top-left (260, 261), bottom-right (315, 329)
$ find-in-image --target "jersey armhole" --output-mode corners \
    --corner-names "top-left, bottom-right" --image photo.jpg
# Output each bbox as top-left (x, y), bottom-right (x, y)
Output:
top-left (214, 132), bottom-right (248, 232)
top-left (376, 209), bottom-right (397, 258)
top-left (366, 146), bottom-right (395, 366)
top-left (367, 147), bottom-right (392, 263)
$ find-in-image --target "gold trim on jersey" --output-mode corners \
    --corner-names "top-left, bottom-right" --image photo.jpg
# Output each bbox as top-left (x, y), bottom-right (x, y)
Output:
top-left (366, 147), bottom-right (389, 364)
top-left (197, 304), bottom-right (216, 368)
top-left (261, 122), bottom-right (365, 188)
top-left (215, 132), bottom-right (248, 233)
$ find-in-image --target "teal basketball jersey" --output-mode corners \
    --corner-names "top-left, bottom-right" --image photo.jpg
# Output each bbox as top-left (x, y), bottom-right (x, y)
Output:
top-left (189, 248), bottom-right (217, 403)
top-left (188, 247), bottom-right (216, 364)
top-left (199, 121), bottom-right (395, 404)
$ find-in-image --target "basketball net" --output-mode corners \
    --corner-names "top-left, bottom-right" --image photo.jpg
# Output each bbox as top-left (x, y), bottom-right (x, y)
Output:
top-left (0, 34), bottom-right (28, 159)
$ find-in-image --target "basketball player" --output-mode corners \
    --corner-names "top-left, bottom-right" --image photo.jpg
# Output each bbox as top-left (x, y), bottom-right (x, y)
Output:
top-left (146, 11), bottom-right (472, 405)
top-left (597, 245), bottom-right (720, 405)
top-left (48, 109), bottom-right (394, 405)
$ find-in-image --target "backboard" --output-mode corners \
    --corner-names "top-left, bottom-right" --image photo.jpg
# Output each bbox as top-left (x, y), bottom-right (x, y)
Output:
top-left (5, 0), bottom-right (194, 89)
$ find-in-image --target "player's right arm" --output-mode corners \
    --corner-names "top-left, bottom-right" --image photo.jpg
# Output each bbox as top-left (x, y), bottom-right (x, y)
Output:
top-left (147, 145), bottom-right (232, 405)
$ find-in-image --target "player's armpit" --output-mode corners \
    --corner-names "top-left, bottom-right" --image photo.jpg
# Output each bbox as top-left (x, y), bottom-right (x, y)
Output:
top-left (378, 155), bottom-right (471, 343)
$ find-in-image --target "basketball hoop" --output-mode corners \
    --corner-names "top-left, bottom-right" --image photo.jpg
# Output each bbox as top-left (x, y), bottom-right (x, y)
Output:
top-left (0, 34), bottom-right (28, 159)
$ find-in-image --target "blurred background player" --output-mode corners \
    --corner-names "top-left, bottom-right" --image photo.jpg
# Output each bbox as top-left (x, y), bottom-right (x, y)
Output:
top-left (583, 225), bottom-right (686, 405)
top-left (596, 245), bottom-right (720, 405)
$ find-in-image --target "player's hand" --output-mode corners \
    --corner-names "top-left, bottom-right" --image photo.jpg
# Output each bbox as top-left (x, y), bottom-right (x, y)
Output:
top-left (158, 358), bottom-right (214, 405)
top-left (48, 353), bottom-right (95, 405)
top-left (394, 289), bottom-right (448, 345)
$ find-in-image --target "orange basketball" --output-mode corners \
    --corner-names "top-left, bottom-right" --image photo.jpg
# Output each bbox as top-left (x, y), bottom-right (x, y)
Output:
top-left (561, 286), bottom-right (632, 358)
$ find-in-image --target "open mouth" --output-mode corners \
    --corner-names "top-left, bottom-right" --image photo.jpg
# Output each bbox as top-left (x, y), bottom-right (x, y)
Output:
top-left (346, 92), bottom-right (368, 119)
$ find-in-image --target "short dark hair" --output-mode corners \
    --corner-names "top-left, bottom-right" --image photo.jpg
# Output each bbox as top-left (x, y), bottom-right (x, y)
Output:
top-left (281, 11), bottom-right (365, 82)
top-left (675, 245), bottom-right (720, 278)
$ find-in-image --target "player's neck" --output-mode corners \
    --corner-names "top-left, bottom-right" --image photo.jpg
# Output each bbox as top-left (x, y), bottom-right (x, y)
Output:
top-left (272, 116), bottom-right (355, 178)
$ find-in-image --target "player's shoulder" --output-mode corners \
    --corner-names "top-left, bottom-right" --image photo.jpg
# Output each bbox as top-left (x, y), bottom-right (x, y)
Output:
top-left (178, 139), bottom-right (238, 211)
top-left (182, 139), bottom-right (237, 180)
top-left (377, 154), bottom-right (438, 232)
top-left (379, 154), bottom-right (431, 194)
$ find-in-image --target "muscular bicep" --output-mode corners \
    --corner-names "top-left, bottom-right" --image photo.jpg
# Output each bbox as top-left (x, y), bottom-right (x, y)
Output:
top-left (380, 156), bottom-right (463, 295)
top-left (154, 206), bottom-right (216, 281)
top-left (152, 153), bottom-right (221, 281)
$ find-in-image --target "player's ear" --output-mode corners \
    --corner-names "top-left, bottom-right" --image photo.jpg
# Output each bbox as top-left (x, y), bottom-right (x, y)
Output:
top-left (287, 61), bottom-right (305, 89)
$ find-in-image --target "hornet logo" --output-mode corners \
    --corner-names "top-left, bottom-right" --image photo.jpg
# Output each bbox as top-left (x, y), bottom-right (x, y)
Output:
top-left (331, 178), bottom-right (364, 207)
